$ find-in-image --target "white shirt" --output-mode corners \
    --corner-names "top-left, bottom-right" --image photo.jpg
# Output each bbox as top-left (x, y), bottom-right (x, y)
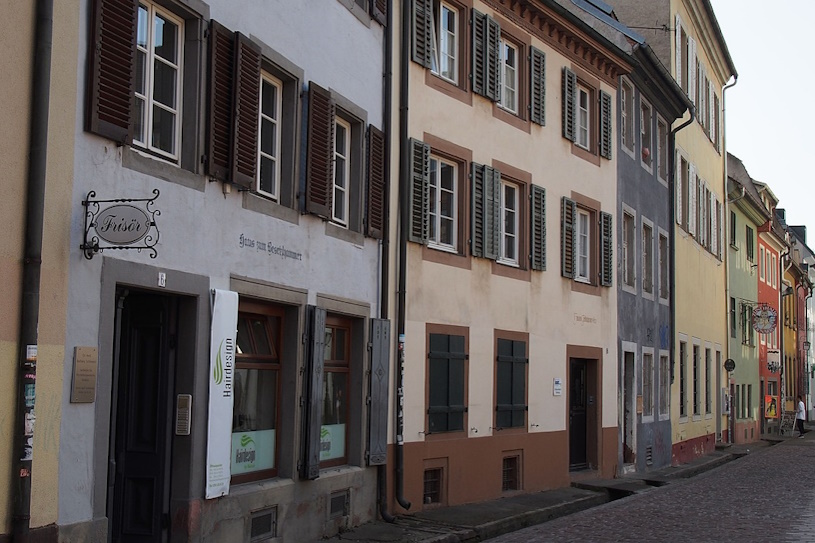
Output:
top-left (796, 400), bottom-right (806, 420)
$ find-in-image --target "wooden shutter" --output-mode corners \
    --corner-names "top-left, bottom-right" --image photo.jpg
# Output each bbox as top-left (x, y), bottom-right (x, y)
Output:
top-left (711, 193), bottom-right (718, 256)
top-left (530, 47), bottom-right (546, 126)
top-left (306, 82), bottom-right (335, 218)
top-left (562, 68), bottom-right (577, 142)
top-left (471, 163), bottom-right (499, 260)
top-left (231, 33), bottom-right (261, 189)
top-left (366, 125), bottom-right (386, 239)
top-left (688, 164), bottom-right (697, 237)
top-left (561, 196), bottom-right (576, 278)
top-left (207, 20), bottom-right (235, 182)
top-left (428, 334), bottom-right (466, 433)
top-left (87, 0), bottom-right (137, 143)
top-left (367, 318), bottom-right (390, 465)
top-left (301, 305), bottom-right (326, 480)
top-left (675, 151), bottom-right (682, 226)
top-left (675, 14), bottom-right (682, 90)
top-left (496, 339), bottom-right (527, 429)
top-left (472, 10), bottom-right (500, 102)
top-left (411, 0), bottom-right (432, 68)
top-left (688, 37), bottom-right (697, 105)
top-left (600, 211), bottom-right (613, 287)
top-left (408, 138), bottom-right (430, 243)
top-left (371, 0), bottom-right (387, 26)
top-left (530, 185), bottom-right (546, 271)
top-left (599, 90), bottom-right (613, 159)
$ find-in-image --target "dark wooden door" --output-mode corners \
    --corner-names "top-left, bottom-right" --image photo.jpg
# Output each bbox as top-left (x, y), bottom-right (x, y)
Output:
top-left (109, 291), bottom-right (173, 543)
top-left (569, 358), bottom-right (588, 470)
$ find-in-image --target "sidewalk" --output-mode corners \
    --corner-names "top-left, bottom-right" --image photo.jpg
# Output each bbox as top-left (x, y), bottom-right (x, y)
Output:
top-left (323, 434), bottom-right (801, 543)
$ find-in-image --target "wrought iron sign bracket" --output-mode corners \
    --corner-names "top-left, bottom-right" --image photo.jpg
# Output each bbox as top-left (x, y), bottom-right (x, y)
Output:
top-left (81, 190), bottom-right (161, 260)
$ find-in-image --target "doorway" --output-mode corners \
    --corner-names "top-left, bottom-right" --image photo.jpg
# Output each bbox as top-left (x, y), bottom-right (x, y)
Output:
top-left (622, 352), bottom-right (635, 465)
top-left (569, 358), bottom-right (588, 470)
top-left (108, 289), bottom-right (176, 543)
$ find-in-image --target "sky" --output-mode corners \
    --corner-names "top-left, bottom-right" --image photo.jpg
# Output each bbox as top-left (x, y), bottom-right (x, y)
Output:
top-left (709, 0), bottom-right (815, 241)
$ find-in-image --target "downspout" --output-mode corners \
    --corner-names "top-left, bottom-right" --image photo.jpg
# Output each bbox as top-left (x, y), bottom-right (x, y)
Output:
top-left (720, 74), bottom-right (737, 442)
top-left (669, 105), bottom-right (695, 393)
top-left (394, 0), bottom-right (411, 512)
top-left (781, 249), bottom-right (793, 411)
top-left (377, 0), bottom-right (396, 523)
top-left (12, 0), bottom-right (53, 541)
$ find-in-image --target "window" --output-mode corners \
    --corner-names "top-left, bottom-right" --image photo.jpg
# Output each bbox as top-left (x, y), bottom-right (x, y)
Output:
top-left (427, 156), bottom-right (457, 250)
top-left (643, 352), bottom-right (654, 417)
top-left (623, 212), bottom-right (635, 288)
top-left (659, 354), bottom-right (670, 416)
top-left (428, 332), bottom-right (466, 433)
top-left (748, 384), bottom-right (753, 419)
top-left (657, 117), bottom-right (669, 182)
top-left (499, 181), bottom-right (519, 265)
top-left (705, 348), bottom-right (711, 414)
top-left (561, 196), bottom-right (613, 287)
top-left (134, 3), bottom-right (183, 159)
top-left (562, 68), bottom-right (612, 159)
top-left (680, 157), bottom-right (690, 231)
top-left (321, 316), bottom-right (351, 467)
top-left (576, 85), bottom-right (591, 150)
top-left (621, 79), bottom-right (634, 152)
top-left (332, 117), bottom-right (351, 226)
top-left (423, 468), bottom-right (443, 504)
top-left (495, 338), bottom-right (527, 429)
top-left (642, 221), bottom-right (653, 295)
top-left (741, 384), bottom-right (746, 419)
top-left (576, 209), bottom-right (590, 283)
top-left (730, 297), bottom-right (737, 339)
top-left (679, 341), bottom-right (687, 417)
top-left (430, 1), bottom-right (458, 83)
top-left (659, 233), bottom-right (669, 300)
top-left (692, 344), bottom-right (700, 416)
top-left (502, 456), bottom-right (520, 492)
top-left (772, 253), bottom-right (778, 287)
top-left (741, 303), bottom-right (754, 346)
top-left (257, 73), bottom-right (282, 199)
top-left (233, 303), bottom-right (285, 482)
top-left (640, 99), bottom-right (652, 169)
top-left (746, 226), bottom-right (755, 262)
top-left (759, 246), bottom-right (766, 282)
top-left (499, 39), bottom-right (518, 114)
top-left (730, 210), bottom-right (736, 246)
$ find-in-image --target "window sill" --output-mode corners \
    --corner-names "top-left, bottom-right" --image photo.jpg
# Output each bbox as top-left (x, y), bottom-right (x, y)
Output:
top-left (122, 146), bottom-right (205, 192)
top-left (621, 283), bottom-right (636, 296)
top-left (571, 278), bottom-right (601, 297)
top-left (326, 221), bottom-right (365, 246)
top-left (336, 0), bottom-right (372, 26)
top-left (421, 244), bottom-right (471, 270)
top-left (492, 259), bottom-right (530, 282)
top-left (492, 102), bottom-right (530, 133)
top-left (659, 413), bottom-right (670, 422)
top-left (243, 192), bottom-right (299, 224)
top-left (678, 416), bottom-right (689, 424)
top-left (571, 143), bottom-right (600, 167)
top-left (424, 70), bottom-right (472, 106)
top-left (692, 414), bottom-right (702, 422)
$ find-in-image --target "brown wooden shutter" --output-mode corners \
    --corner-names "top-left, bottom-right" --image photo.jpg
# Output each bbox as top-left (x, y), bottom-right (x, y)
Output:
top-left (231, 33), bottom-right (261, 189)
top-left (530, 185), bottom-right (546, 270)
top-left (371, 0), bottom-right (387, 26)
top-left (207, 20), bottom-right (235, 182)
top-left (86, 0), bottom-right (137, 144)
top-left (561, 68), bottom-right (576, 142)
top-left (306, 82), bottom-right (335, 219)
top-left (366, 125), bottom-right (386, 239)
top-left (561, 196), bottom-right (576, 278)
top-left (600, 211), bottom-right (613, 286)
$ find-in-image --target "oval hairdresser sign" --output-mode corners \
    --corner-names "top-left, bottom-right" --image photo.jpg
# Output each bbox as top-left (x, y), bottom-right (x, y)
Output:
top-left (95, 204), bottom-right (151, 245)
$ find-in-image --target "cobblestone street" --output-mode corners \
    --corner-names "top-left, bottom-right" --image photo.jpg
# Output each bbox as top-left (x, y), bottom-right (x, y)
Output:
top-left (488, 439), bottom-right (815, 542)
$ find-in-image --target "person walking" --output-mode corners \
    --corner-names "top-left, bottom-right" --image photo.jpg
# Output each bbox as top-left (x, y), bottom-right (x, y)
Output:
top-left (795, 395), bottom-right (806, 438)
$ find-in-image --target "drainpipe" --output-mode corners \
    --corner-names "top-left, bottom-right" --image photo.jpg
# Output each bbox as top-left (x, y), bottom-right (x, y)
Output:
top-left (781, 250), bottom-right (793, 412)
top-left (393, 0), bottom-right (411, 512)
top-left (720, 75), bottom-right (737, 442)
top-left (12, 0), bottom-right (53, 541)
top-left (668, 104), bottom-right (695, 394)
top-left (377, 0), bottom-right (395, 523)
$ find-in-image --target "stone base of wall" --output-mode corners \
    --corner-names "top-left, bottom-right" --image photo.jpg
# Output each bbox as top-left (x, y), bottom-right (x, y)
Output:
top-left (671, 432), bottom-right (716, 466)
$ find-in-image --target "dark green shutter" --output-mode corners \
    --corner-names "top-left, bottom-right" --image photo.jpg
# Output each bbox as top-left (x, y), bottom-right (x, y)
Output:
top-left (561, 196), bottom-right (576, 278)
top-left (428, 334), bottom-right (466, 433)
top-left (371, 0), bottom-right (387, 26)
top-left (471, 163), bottom-right (499, 259)
top-left (367, 318), bottom-right (390, 465)
top-left (562, 67), bottom-right (576, 142)
top-left (601, 211), bottom-right (613, 286)
top-left (496, 339), bottom-right (527, 429)
top-left (301, 305), bottom-right (326, 480)
top-left (408, 138), bottom-right (430, 244)
top-left (530, 185), bottom-right (546, 270)
top-left (530, 47), bottom-right (546, 126)
top-left (472, 10), bottom-right (500, 102)
top-left (599, 90), bottom-right (613, 159)
top-left (411, 0), bottom-right (432, 68)
top-left (306, 82), bottom-right (335, 218)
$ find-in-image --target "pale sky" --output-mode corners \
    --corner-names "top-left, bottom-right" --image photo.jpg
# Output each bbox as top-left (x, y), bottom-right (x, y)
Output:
top-left (709, 0), bottom-right (814, 242)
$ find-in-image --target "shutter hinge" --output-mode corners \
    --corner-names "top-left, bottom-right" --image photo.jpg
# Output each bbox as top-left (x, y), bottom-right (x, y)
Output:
top-left (366, 395), bottom-right (371, 405)
top-left (367, 341), bottom-right (373, 352)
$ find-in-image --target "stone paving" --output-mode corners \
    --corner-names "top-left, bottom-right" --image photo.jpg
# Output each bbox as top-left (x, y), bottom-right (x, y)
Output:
top-left (487, 439), bottom-right (815, 543)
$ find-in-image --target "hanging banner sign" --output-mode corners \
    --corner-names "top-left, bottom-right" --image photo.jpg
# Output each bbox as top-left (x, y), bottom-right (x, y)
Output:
top-left (752, 303), bottom-right (778, 333)
top-left (206, 289), bottom-right (238, 499)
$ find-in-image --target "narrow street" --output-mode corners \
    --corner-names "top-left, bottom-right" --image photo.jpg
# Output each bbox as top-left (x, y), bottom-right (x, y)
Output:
top-left (488, 439), bottom-right (815, 542)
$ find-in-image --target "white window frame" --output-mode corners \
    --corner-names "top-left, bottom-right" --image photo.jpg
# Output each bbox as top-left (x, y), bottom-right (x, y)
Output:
top-left (659, 350), bottom-right (670, 420)
top-left (332, 116), bottom-right (352, 227)
top-left (622, 207), bottom-right (636, 292)
top-left (620, 78), bottom-right (634, 154)
top-left (657, 115), bottom-right (669, 184)
top-left (430, 1), bottom-right (458, 84)
top-left (658, 229), bottom-right (669, 303)
top-left (257, 72), bottom-right (283, 200)
top-left (692, 340), bottom-right (701, 419)
top-left (576, 84), bottom-right (591, 151)
top-left (134, 1), bottom-right (184, 161)
top-left (640, 97), bottom-right (653, 171)
top-left (428, 155), bottom-right (457, 251)
top-left (576, 208), bottom-right (590, 283)
top-left (772, 253), bottom-right (778, 287)
top-left (642, 218), bottom-right (654, 298)
top-left (642, 347), bottom-right (655, 422)
top-left (499, 38), bottom-right (518, 114)
top-left (499, 179), bottom-right (519, 266)
top-left (759, 246), bottom-right (766, 282)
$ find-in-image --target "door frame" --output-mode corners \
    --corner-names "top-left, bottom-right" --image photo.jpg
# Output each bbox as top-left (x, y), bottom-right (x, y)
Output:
top-left (566, 345), bottom-right (602, 472)
top-left (620, 341), bottom-right (637, 467)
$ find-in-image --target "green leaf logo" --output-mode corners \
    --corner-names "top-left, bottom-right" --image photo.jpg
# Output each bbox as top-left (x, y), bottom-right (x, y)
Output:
top-left (320, 427), bottom-right (329, 439)
top-left (213, 339), bottom-right (225, 385)
top-left (240, 435), bottom-right (255, 447)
